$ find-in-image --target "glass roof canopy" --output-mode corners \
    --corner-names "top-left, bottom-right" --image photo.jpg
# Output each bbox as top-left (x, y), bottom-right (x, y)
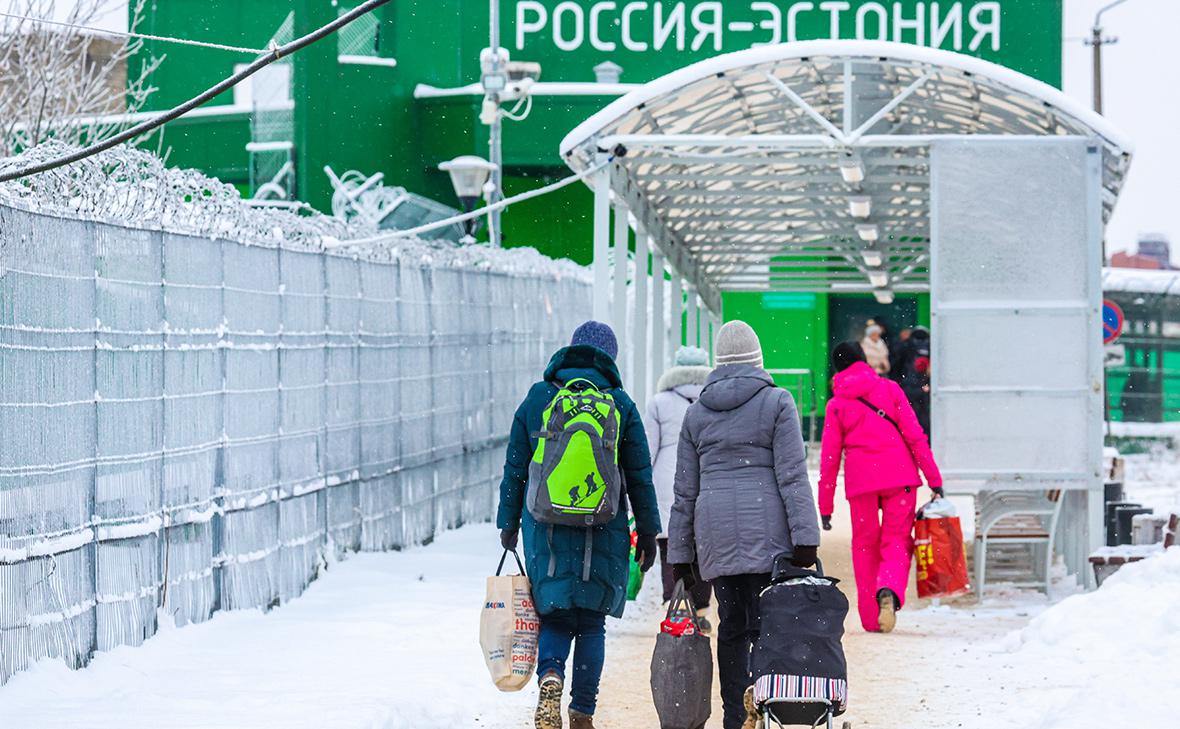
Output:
top-left (560, 41), bottom-right (1133, 312)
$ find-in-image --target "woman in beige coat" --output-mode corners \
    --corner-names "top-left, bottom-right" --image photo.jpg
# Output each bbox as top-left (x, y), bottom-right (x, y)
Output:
top-left (860, 324), bottom-right (891, 376)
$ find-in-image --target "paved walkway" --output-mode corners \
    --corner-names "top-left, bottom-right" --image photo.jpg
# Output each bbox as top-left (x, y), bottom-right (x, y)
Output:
top-left (592, 514), bottom-right (1043, 729)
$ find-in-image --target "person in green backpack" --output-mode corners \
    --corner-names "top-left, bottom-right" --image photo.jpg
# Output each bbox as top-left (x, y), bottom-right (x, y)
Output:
top-left (498, 321), bottom-right (661, 729)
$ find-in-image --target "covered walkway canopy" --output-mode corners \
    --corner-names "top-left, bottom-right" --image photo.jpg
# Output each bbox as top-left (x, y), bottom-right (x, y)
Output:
top-left (560, 41), bottom-right (1134, 588)
top-left (560, 41), bottom-right (1132, 315)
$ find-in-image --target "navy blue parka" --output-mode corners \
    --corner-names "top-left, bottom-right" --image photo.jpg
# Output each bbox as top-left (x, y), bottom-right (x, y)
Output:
top-left (497, 345), bottom-right (661, 618)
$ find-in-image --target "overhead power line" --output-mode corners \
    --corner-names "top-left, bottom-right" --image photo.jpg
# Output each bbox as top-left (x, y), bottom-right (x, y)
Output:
top-left (328, 158), bottom-right (614, 249)
top-left (0, 0), bottom-right (393, 183)
top-left (0, 10), bottom-right (268, 55)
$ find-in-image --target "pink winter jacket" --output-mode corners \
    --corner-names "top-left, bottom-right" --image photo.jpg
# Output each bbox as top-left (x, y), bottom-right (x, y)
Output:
top-left (818, 361), bottom-right (942, 516)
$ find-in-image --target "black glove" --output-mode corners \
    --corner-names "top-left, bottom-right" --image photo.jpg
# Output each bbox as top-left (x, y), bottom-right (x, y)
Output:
top-left (931, 486), bottom-right (945, 499)
top-left (790, 545), bottom-right (818, 568)
top-left (821, 515), bottom-right (833, 531)
top-left (634, 533), bottom-right (658, 573)
top-left (671, 562), bottom-right (697, 589)
top-left (500, 527), bottom-right (519, 551)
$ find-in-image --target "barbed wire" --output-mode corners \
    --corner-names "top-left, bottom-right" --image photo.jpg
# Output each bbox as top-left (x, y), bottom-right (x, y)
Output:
top-left (0, 142), bottom-right (592, 282)
top-left (0, 142), bottom-right (358, 251)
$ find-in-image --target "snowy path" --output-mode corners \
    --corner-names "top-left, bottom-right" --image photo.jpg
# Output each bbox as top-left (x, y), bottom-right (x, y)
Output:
top-left (2, 517), bottom-right (1176, 729)
top-left (590, 515), bottom-right (1061, 729)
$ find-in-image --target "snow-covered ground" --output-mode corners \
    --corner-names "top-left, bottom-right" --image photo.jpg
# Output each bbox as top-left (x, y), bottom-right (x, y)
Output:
top-left (3, 455), bottom-right (1179, 729)
top-left (0, 524), bottom-right (537, 729)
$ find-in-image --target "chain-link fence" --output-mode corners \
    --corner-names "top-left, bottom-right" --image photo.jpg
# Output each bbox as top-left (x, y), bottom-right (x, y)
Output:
top-left (0, 149), bottom-right (591, 685)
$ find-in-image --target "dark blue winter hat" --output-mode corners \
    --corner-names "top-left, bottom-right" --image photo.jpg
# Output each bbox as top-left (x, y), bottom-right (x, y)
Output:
top-left (570, 320), bottom-right (618, 360)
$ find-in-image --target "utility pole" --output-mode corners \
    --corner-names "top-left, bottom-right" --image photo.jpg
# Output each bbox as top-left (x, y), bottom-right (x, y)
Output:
top-left (1086, 0), bottom-right (1131, 114)
top-left (485, 0), bottom-right (504, 248)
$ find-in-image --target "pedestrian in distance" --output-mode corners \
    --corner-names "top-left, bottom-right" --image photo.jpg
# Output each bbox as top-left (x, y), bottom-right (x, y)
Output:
top-left (668, 320), bottom-right (821, 729)
top-left (860, 323), bottom-right (891, 376)
top-left (497, 321), bottom-right (661, 729)
top-left (643, 344), bottom-right (714, 629)
top-left (818, 341), bottom-right (943, 634)
top-left (890, 326), bottom-right (914, 380)
top-left (896, 326), bottom-right (933, 438)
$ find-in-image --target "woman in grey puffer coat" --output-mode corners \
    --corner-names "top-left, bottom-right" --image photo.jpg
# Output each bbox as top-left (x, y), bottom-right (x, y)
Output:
top-left (643, 345), bottom-right (713, 612)
top-left (668, 320), bottom-right (821, 729)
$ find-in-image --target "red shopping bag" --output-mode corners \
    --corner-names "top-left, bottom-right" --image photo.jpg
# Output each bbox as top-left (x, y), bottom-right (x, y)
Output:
top-left (913, 514), bottom-right (971, 599)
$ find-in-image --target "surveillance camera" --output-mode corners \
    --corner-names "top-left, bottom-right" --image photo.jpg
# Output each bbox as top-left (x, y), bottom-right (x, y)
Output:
top-left (506, 61), bottom-right (542, 82)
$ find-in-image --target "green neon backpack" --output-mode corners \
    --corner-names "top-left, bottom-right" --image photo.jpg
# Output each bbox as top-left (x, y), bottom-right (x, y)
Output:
top-left (526, 378), bottom-right (622, 528)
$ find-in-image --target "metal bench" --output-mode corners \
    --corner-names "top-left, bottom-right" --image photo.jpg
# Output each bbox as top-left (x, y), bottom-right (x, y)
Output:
top-left (974, 489), bottom-right (1064, 598)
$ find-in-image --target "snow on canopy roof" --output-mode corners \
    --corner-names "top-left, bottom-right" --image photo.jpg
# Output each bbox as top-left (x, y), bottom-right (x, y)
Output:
top-left (559, 41), bottom-right (1133, 299)
top-left (560, 40), bottom-right (1133, 158)
top-left (1103, 267), bottom-right (1180, 296)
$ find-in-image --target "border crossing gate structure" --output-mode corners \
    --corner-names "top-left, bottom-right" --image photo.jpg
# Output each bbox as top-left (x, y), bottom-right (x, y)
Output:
top-left (560, 41), bottom-right (1133, 586)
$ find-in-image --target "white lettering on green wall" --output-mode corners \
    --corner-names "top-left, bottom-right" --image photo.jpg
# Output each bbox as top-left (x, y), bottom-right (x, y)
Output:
top-left (786, 2), bottom-right (814, 42)
top-left (513, 0), bottom-right (1003, 54)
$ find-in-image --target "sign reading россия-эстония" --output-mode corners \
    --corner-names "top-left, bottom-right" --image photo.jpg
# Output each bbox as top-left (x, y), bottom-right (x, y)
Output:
top-left (508, 0), bottom-right (1062, 86)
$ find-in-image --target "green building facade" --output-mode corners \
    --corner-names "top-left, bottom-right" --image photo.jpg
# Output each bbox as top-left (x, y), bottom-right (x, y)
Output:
top-left (137, 0), bottom-right (1063, 410)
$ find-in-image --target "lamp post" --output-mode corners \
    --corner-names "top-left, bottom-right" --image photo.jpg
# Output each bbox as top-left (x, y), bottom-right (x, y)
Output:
top-left (1087, 0), bottom-right (1131, 114)
top-left (439, 155), bottom-right (497, 243)
top-left (483, 0), bottom-right (505, 248)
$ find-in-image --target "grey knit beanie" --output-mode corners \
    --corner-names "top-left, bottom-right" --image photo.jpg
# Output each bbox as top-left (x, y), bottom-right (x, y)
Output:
top-left (714, 320), bottom-right (763, 367)
top-left (674, 345), bottom-right (709, 367)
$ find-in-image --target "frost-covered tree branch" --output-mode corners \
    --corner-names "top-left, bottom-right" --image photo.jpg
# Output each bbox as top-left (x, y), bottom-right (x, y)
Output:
top-left (0, 0), bottom-right (163, 157)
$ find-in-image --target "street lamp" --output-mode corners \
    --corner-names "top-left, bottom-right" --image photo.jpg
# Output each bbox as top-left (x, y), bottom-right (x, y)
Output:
top-left (439, 155), bottom-right (497, 242)
top-left (1087, 0), bottom-right (1132, 114)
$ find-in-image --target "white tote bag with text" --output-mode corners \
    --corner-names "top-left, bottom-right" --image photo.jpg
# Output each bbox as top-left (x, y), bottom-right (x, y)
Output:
top-left (480, 549), bottom-right (539, 691)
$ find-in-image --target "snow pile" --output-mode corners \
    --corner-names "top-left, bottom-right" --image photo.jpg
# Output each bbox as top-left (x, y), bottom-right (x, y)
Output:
top-left (0, 524), bottom-right (536, 729)
top-left (1004, 547), bottom-right (1180, 729)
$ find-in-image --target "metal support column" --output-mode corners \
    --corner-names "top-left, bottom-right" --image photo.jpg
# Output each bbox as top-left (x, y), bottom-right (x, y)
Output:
top-left (670, 271), bottom-right (683, 354)
top-left (632, 228), bottom-right (650, 404)
top-left (651, 251), bottom-right (666, 374)
top-left (705, 309), bottom-right (716, 356)
top-left (612, 204), bottom-right (630, 381)
top-left (686, 286), bottom-right (700, 346)
top-left (591, 155), bottom-right (610, 321)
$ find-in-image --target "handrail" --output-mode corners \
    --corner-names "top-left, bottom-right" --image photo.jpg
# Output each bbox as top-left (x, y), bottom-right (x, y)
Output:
top-left (765, 368), bottom-right (820, 448)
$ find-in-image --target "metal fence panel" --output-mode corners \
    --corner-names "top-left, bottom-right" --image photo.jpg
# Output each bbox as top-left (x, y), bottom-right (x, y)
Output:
top-left (0, 192), bottom-right (590, 684)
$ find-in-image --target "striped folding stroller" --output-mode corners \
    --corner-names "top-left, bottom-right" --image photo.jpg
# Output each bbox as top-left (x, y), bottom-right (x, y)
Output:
top-left (751, 555), bottom-right (850, 728)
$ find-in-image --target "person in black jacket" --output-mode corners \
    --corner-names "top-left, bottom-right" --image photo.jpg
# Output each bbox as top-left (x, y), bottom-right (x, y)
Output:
top-left (896, 327), bottom-right (932, 438)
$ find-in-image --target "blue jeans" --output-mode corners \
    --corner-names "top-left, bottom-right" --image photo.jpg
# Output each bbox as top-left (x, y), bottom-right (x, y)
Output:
top-left (536, 608), bottom-right (607, 715)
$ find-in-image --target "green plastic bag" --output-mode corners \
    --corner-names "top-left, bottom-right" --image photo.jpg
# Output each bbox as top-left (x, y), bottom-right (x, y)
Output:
top-left (627, 517), bottom-right (644, 600)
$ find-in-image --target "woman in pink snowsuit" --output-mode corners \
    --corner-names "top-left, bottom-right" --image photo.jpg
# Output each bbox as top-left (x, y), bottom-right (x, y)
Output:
top-left (819, 342), bottom-right (942, 633)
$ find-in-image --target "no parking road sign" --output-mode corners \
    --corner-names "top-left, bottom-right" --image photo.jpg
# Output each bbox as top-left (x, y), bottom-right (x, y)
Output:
top-left (1103, 299), bottom-right (1124, 344)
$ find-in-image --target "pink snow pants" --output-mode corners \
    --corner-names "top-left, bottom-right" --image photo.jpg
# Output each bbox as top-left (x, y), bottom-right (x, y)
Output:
top-left (848, 486), bottom-right (918, 632)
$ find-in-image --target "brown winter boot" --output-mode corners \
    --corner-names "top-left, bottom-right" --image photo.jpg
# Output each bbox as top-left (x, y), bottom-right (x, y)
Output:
top-left (741, 686), bottom-right (761, 729)
top-left (535, 672), bottom-right (563, 729)
top-left (877, 588), bottom-right (898, 633)
top-left (569, 709), bottom-right (595, 729)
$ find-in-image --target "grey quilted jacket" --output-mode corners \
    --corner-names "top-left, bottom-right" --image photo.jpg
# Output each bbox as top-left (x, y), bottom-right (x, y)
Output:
top-left (667, 364), bottom-right (820, 581)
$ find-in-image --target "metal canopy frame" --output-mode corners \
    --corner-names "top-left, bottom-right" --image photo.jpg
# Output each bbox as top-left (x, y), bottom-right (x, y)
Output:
top-left (561, 41), bottom-right (1133, 315)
